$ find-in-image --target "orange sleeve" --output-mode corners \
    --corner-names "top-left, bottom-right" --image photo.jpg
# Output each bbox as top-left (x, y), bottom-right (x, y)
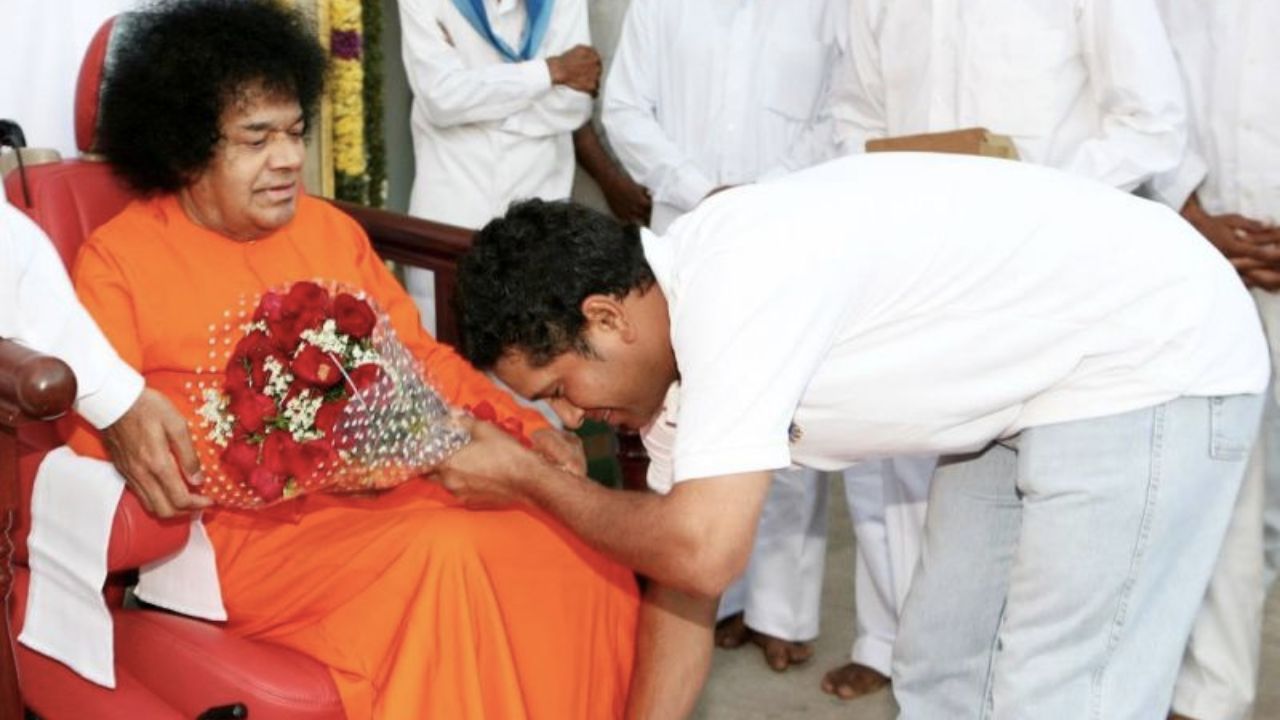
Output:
top-left (343, 214), bottom-right (550, 437)
top-left (60, 237), bottom-right (146, 459)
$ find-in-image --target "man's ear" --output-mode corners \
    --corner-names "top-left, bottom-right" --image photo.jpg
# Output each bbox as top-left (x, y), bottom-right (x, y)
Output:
top-left (580, 294), bottom-right (635, 340)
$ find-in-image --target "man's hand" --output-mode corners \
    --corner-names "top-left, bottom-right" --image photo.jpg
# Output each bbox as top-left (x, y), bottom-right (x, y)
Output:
top-left (1182, 196), bottom-right (1280, 285)
top-left (437, 416), bottom-right (547, 509)
top-left (547, 45), bottom-right (602, 95)
top-left (531, 426), bottom-right (588, 475)
top-left (600, 172), bottom-right (653, 226)
top-left (101, 388), bottom-right (210, 518)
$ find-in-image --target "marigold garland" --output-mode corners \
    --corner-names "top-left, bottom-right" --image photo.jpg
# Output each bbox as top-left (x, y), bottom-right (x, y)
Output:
top-left (330, 0), bottom-right (368, 203)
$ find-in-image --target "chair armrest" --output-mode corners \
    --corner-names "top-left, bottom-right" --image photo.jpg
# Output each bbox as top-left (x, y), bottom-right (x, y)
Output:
top-left (329, 200), bottom-right (474, 347)
top-left (0, 339), bottom-right (75, 718)
top-left (0, 339), bottom-right (76, 426)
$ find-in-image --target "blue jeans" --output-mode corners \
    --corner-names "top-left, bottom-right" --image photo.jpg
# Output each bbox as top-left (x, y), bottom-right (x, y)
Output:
top-left (892, 395), bottom-right (1262, 719)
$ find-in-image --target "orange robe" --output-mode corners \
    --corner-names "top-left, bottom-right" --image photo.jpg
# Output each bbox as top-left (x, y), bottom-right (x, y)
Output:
top-left (66, 194), bottom-right (638, 719)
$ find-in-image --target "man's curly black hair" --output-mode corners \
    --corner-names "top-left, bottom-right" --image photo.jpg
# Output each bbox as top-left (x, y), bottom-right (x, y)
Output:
top-left (97, 0), bottom-right (327, 194)
top-left (457, 199), bottom-right (656, 369)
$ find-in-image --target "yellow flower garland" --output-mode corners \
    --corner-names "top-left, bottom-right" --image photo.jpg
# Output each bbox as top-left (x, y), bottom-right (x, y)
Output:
top-left (330, 0), bottom-right (366, 181)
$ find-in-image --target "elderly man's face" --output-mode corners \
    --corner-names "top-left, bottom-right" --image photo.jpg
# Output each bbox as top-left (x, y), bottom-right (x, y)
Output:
top-left (182, 91), bottom-right (305, 241)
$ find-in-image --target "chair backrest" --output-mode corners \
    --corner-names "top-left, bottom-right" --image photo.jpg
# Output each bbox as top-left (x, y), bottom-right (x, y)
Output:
top-left (2, 17), bottom-right (132, 269)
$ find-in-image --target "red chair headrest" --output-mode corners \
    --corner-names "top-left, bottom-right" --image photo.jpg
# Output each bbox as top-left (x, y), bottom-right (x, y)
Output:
top-left (74, 17), bottom-right (117, 155)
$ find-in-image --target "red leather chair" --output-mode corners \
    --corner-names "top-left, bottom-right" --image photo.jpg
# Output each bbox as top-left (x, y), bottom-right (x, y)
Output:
top-left (0, 17), bottom-right (473, 720)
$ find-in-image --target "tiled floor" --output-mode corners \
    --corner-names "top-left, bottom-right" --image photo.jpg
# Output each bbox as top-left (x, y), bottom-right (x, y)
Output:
top-left (694, 475), bottom-right (1280, 719)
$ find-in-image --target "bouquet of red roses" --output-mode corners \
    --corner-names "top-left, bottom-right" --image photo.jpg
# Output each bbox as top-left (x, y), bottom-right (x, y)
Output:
top-left (193, 280), bottom-right (469, 507)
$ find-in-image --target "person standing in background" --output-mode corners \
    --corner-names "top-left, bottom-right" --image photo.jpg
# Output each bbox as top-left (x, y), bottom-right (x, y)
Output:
top-left (602, 0), bottom-right (870, 686)
top-left (398, 0), bottom-right (599, 331)
top-left (1156, 2), bottom-right (1280, 718)
top-left (829, 0), bottom-right (1191, 705)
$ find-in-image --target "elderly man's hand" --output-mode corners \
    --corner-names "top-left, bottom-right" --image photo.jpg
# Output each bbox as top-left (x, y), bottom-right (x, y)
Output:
top-left (437, 416), bottom-right (550, 509)
top-left (101, 388), bottom-right (210, 518)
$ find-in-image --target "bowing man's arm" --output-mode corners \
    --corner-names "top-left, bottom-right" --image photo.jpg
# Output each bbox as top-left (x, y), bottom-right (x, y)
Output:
top-left (440, 416), bottom-right (771, 595)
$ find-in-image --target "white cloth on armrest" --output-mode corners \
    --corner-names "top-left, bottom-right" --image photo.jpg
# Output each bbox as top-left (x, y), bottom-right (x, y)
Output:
top-left (19, 447), bottom-right (226, 688)
top-left (135, 514), bottom-right (226, 621)
top-left (20, 447), bottom-right (125, 688)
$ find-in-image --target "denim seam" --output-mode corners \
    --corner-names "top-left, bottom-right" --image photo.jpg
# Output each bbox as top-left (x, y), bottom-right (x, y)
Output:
top-left (979, 597), bottom-right (1009, 720)
top-left (1090, 404), bottom-right (1165, 719)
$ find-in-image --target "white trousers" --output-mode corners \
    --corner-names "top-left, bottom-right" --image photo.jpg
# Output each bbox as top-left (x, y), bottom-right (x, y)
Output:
top-left (405, 266), bottom-right (438, 338)
top-left (718, 458), bottom-right (932, 677)
top-left (1172, 288), bottom-right (1280, 720)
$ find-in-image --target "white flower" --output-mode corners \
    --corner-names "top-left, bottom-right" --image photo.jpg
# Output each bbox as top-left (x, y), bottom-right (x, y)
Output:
top-left (197, 388), bottom-right (233, 447)
top-left (263, 356), bottom-right (294, 400)
top-left (283, 389), bottom-right (325, 442)
top-left (239, 319), bottom-right (268, 334)
top-left (301, 319), bottom-right (347, 355)
top-left (347, 343), bottom-right (381, 368)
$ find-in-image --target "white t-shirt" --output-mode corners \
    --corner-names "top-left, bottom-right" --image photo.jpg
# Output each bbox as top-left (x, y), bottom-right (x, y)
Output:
top-left (643, 153), bottom-right (1268, 485)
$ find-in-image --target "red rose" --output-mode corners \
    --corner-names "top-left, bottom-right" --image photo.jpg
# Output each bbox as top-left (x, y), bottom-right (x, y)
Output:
top-left (294, 439), bottom-right (336, 481)
top-left (261, 431), bottom-right (300, 477)
top-left (245, 350), bottom-right (288, 391)
top-left (225, 360), bottom-right (252, 397)
top-left (467, 402), bottom-right (532, 448)
top-left (232, 330), bottom-right (274, 364)
top-left (314, 399), bottom-right (348, 436)
top-left (284, 281), bottom-right (331, 315)
top-left (291, 345), bottom-right (342, 388)
top-left (220, 438), bottom-right (260, 483)
top-left (346, 363), bottom-right (382, 395)
top-left (253, 291), bottom-right (285, 323)
top-left (264, 283), bottom-right (330, 352)
top-left (229, 390), bottom-right (277, 434)
top-left (333, 293), bottom-right (377, 339)
top-left (468, 401), bottom-right (498, 422)
top-left (248, 466), bottom-right (285, 502)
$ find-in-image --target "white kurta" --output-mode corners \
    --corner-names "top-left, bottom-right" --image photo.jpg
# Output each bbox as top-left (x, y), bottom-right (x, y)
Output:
top-left (831, 0), bottom-right (1189, 197)
top-left (399, 0), bottom-right (592, 228)
top-left (0, 200), bottom-right (140, 425)
top-left (601, 0), bottom-right (841, 232)
top-left (1158, 2), bottom-right (1280, 717)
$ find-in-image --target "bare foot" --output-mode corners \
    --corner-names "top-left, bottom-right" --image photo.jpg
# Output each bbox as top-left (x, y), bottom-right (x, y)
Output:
top-left (821, 662), bottom-right (890, 700)
top-left (714, 613), bottom-right (813, 671)
top-left (750, 629), bottom-right (813, 672)
top-left (715, 612), bottom-right (750, 649)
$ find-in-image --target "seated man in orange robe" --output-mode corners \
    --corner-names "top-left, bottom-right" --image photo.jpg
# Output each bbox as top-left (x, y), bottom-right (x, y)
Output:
top-left (61, 2), bottom-right (638, 717)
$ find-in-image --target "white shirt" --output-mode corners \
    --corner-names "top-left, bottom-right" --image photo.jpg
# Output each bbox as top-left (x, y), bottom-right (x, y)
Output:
top-left (0, 200), bottom-right (140, 428)
top-left (831, 0), bottom-right (1189, 198)
top-left (399, 0), bottom-right (593, 228)
top-left (1154, 0), bottom-right (1280, 223)
top-left (643, 154), bottom-right (1267, 483)
top-left (601, 0), bottom-right (842, 232)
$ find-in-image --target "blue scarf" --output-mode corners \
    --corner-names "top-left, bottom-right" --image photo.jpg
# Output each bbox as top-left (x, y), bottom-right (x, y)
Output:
top-left (450, 0), bottom-right (555, 62)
